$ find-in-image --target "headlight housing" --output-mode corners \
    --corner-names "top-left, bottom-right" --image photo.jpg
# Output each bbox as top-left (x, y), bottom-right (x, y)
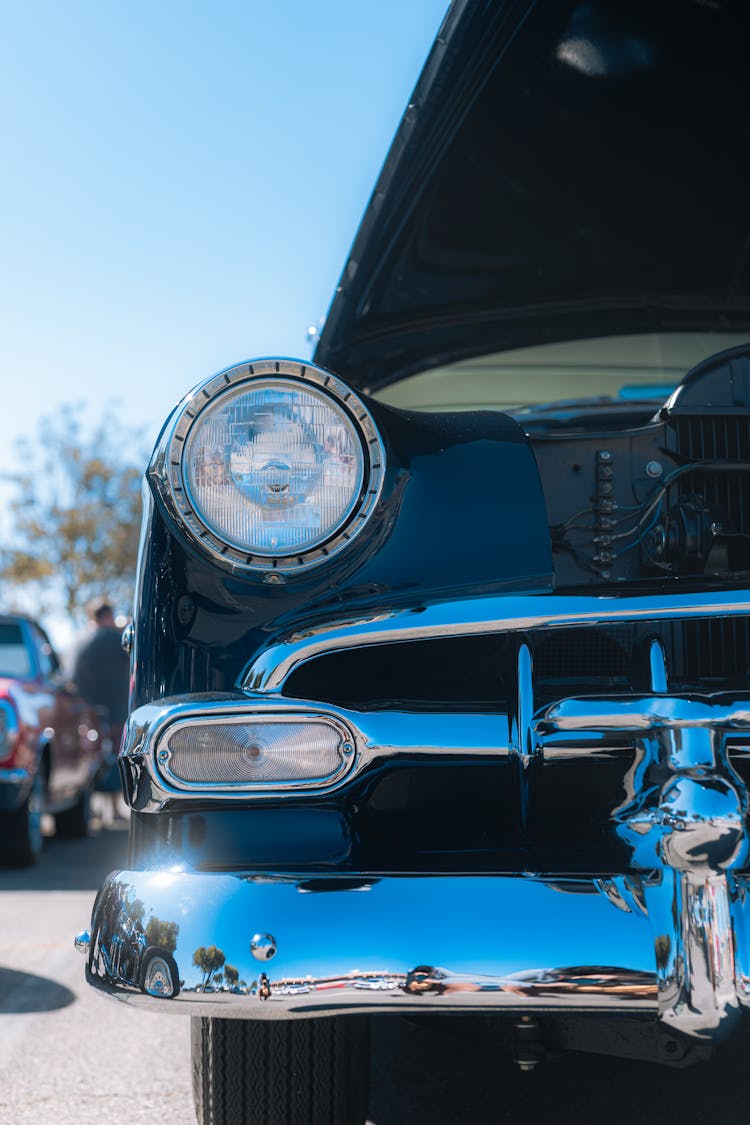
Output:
top-left (160, 359), bottom-right (385, 574)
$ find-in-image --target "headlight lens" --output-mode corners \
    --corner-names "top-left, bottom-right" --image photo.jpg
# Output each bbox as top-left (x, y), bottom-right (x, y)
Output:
top-left (162, 359), bottom-right (385, 574)
top-left (184, 380), bottom-right (364, 556)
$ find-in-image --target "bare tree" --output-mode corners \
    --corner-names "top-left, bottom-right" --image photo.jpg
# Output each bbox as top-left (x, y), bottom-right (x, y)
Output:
top-left (0, 405), bottom-right (146, 621)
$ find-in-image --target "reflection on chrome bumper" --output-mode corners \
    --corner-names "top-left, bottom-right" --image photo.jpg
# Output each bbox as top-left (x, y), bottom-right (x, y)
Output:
top-left (86, 869), bottom-right (664, 1018)
top-left (84, 868), bottom-right (750, 1041)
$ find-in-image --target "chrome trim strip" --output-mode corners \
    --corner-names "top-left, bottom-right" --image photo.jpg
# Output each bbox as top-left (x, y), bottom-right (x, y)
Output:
top-left (509, 641), bottom-right (536, 769)
top-left (84, 869), bottom-right (659, 1019)
top-left (647, 637), bottom-right (669, 693)
top-left (122, 697), bottom-right (508, 807)
top-left (242, 588), bottom-right (750, 693)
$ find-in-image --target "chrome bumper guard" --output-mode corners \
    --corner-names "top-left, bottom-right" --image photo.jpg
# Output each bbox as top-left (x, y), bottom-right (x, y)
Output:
top-left (85, 869), bottom-right (660, 1015)
top-left (82, 866), bottom-right (750, 1039)
top-left (94, 588), bottom-right (750, 1042)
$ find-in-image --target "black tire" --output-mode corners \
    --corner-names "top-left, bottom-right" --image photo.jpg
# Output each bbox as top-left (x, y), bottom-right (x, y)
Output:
top-left (139, 947), bottom-right (181, 998)
top-left (55, 786), bottom-right (91, 839)
top-left (2, 769), bottom-right (45, 867)
top-left (191, 1015), bottom-right (370, 1125)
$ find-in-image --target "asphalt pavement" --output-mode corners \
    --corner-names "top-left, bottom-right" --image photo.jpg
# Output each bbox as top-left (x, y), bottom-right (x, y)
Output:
top-left (1, 807), bottom-right (749, 1124)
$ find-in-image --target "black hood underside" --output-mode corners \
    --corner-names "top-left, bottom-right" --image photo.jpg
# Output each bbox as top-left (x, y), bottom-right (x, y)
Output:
top-left (315, 0), bottom-right (750, 391)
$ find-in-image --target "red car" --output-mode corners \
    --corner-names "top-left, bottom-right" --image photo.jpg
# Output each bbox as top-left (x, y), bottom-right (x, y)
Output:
top-left (0, 614), bottom-right (104, 865)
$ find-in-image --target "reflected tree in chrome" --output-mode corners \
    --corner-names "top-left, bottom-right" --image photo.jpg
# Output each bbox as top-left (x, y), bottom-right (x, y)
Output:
top-left (192, 945), bottom-right (226, 991)
top-left (145, 917), bottom-right (179, 955)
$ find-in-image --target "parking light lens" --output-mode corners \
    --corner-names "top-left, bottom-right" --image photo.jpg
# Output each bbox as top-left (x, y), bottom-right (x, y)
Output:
top-left (157, 717), bottom-right (353, 791)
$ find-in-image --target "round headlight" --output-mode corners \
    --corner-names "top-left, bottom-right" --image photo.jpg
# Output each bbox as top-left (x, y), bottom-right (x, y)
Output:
top-left (161, 359), bottom-right (385, 574)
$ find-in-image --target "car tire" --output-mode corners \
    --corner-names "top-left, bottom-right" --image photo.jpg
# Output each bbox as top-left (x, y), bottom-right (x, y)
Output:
top-left (191, 1015), bottom-right (370, 1125)
top-left (55, 786), bottom-right (91, 839)
top-left (138, 947), bottom-right (181, 998)
top-left (4, 769), bottom-right (46, 867)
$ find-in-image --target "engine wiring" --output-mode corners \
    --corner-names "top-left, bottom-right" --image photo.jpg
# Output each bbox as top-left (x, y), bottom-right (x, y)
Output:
top-left (552, 460), bottom-right (750, 571)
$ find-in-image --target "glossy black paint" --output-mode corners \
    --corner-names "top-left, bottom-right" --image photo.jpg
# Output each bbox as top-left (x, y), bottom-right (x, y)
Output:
top-left (315, 0), bottom-right (750, 390)
top-left (132, 397), bottom-right (552, 708)
top-left (126, 749), bottom-right (637, 876)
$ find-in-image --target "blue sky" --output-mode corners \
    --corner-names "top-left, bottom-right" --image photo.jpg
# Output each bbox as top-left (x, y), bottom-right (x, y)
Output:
top-left (0, 0), bottom-right (448, 471)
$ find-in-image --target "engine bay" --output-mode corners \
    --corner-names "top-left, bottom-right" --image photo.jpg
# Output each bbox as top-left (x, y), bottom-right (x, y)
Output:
top-left (526, 344), bottom-right (750, 586)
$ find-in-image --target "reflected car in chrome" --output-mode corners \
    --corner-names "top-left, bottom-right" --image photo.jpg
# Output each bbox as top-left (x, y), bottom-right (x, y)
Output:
top-left (79, 2), bottom-right (750, 1123)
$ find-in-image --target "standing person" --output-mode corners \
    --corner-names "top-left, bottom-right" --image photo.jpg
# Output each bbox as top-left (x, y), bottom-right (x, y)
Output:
top-left (73, 598), bottom-right (130, 814)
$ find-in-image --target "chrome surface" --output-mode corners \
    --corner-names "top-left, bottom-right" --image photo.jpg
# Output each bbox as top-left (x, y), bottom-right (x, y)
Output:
top-left (538, 689), bottom-right (750, 1040)
top-left (509, 642), bottom-right (536, 769)
top-left (250, 933), bottom-right (277, 961)
top-left (153, 357), bottom-right (387, 575)
top-left (644, 872), bottom-right (739, 1042)
top-left (121, 623), bottom-right (134, 655)
top-left (74, 930), bottom-right (91, 956)
top-left (647, 637), bottom-right (669, 693)
top-left (509, 642), bottom-right (538, 831)
top-left (121, 696), bottom-right (507, 806)
top-left (117, 679), bottom-right (750, 1042)
top-left (242, 587), bottom-right (750, 692)
top-left (85, 870), bottom-right (659, 1018)
top-left (141, 953), bottom-right (177, 997)
top-left (107, 581), bottom-right (750, 1043)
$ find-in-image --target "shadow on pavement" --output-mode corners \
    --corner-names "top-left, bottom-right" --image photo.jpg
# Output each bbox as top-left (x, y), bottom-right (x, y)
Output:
top-left (0, 819), bottom-right (130, 891)
top-left (0, 967), bottom-right (76, 1013)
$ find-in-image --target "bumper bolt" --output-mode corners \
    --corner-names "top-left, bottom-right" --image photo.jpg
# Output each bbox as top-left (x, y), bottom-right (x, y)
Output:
top-left (250, 933), bottom-right (277, 961)
top-left (513, 1016), bottom-right (543, 1072)
top-left (74, 930), bottom-right (91, 956)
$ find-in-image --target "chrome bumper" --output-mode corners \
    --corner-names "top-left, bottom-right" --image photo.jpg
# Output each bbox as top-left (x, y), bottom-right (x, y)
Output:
top-left (82, 867), bottom-right (750, 1041)
top-left (84, 869), bottom-right (658, 1016)
top-left (94, 588), bottom-right (750, 1044)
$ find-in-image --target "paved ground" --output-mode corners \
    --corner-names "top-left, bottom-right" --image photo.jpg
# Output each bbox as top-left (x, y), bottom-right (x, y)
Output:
top-left (1, 807), bottom-right (749, 1124)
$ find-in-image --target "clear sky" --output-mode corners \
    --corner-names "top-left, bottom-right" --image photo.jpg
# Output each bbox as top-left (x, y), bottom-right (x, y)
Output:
top-left (0, 0), bottom-right (448, 645)
top-left (0, 0), bottom-right (448, 464)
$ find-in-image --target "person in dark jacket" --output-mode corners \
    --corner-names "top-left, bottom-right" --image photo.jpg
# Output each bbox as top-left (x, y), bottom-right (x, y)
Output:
top-left (73, 599), bottom-right (130, 809)
top-left (73, 599), bottom-right (129, 725)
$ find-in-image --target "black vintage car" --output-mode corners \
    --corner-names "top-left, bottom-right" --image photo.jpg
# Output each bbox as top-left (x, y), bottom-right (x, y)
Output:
top-left (78, 1), bottom-right (750, 1122)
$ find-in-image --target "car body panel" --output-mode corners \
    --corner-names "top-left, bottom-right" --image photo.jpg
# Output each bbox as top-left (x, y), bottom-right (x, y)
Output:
top-left (0, 615), bottom-right (101, 823)
top-left (315, 0), bottom-right (750, 390)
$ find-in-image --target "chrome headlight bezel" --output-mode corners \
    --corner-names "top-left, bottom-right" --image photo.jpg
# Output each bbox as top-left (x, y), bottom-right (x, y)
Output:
top-left (158, 358), bottom-right (386, 575)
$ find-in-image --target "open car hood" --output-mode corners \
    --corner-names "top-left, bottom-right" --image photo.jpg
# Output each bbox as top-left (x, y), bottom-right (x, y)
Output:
top-left (314, 0), bottom-right (750, 393)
